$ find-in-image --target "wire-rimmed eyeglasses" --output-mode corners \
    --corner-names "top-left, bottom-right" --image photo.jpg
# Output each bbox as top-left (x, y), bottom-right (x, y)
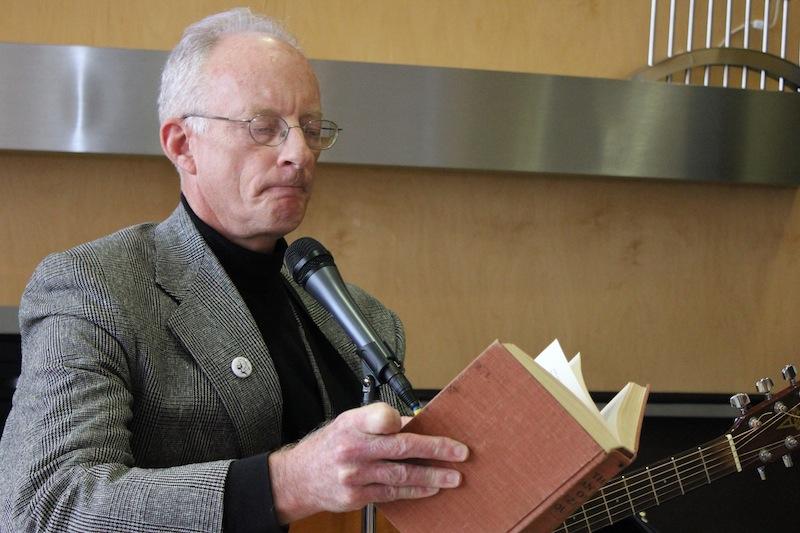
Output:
top-left (182, 113), bottom-right (341, 150)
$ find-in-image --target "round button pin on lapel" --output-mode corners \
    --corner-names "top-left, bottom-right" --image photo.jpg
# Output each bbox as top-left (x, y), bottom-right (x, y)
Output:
top-left (231, 356), bottom-right (253, 378)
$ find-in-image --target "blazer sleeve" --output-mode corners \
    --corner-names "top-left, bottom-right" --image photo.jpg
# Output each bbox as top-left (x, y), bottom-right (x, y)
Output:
top-left (0, 251), bottom-right (232, 532)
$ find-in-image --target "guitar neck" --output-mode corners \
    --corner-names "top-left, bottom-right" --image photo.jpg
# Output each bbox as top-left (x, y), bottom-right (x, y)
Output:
top-left (554, 434), bottom-right (740, 533)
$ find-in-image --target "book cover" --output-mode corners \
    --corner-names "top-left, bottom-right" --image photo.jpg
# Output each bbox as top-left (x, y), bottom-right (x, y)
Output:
top-left (378, 340), bottom-right (647, 533)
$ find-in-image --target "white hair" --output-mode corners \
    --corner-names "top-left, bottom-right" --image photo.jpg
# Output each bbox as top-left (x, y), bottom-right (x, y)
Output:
top-left (157, 7), bottom-right (300, 128)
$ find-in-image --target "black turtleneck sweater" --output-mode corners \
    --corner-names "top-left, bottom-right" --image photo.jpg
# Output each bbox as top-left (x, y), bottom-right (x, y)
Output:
top-left (182, 197), bottom-right (361, 531)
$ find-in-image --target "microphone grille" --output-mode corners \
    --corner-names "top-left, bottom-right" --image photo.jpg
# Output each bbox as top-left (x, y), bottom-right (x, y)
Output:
top-left (285, 237), bottom-right (335, 287)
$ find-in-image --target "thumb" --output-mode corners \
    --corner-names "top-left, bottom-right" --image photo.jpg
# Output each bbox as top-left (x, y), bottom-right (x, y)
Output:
top-left (351, 402), bottom-right (402, 435)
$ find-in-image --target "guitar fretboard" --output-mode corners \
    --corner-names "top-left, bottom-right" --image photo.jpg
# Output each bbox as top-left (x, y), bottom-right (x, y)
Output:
top-left (553, 408), bottom-right (799, 533)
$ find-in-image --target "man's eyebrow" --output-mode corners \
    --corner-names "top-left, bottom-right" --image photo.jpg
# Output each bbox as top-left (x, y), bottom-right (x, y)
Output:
top-left (300, 110), bottom-right (324, 120)
top-left (250, 109), bottom-right (324, 119)
top-left (249, 108), bottom-right (280, 117)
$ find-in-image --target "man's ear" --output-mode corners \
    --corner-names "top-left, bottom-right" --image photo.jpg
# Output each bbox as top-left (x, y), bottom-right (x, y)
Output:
top-left (160, 119), bottom-right (197, 175)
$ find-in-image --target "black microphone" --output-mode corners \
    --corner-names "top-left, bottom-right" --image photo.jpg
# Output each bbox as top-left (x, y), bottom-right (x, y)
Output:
top-left (285, 237), bottom-right (420, 413)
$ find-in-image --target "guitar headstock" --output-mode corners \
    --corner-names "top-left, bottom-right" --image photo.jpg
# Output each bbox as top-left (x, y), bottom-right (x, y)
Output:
top-left (727, 365), bottom-right (800, 478)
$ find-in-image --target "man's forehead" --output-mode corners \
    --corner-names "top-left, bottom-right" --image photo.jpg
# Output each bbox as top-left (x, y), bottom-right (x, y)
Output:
top-left (208, 33), bottom-right (308, 70)
top-left (202, 33), bottom-right (321, 114)
top-left (206, 35), bottom-right (317, 85)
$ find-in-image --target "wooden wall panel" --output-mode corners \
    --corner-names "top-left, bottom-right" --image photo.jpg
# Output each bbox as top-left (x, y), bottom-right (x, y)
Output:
top-left (0, 153), bottom-right (178, 304)
top-left (1, 1), bottom-right (799, 393)
top-left (299, 165), bottom-right (800, 392)
top-left (4, 1), bottom-right (793, 79)
top-left (1, 0), bottom-right (653, 78)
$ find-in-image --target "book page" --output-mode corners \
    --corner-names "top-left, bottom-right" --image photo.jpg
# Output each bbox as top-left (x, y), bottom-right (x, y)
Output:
top-left (506, 342), bottom-right (617, 451)
top-left (568, 353), bottom-right (589, 403)
top-left (534, 340), bottom-right (596, 413)
top-left (600, 382), bottom-right (649, 451)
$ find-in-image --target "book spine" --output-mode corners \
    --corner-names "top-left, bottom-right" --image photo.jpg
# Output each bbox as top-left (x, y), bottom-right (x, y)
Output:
top-left (515, 451), bottom-right (631, 533)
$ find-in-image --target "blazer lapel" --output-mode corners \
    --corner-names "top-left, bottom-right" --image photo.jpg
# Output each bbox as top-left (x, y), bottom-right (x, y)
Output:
top-left (281, 269), bottom-right (364, 380)
top-left (155, 206), bottom-right (284, 455)
top-left (281, 269), bottom-right (408, 413)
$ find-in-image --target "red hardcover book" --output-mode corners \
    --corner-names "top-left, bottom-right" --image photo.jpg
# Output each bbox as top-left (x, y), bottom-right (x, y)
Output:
top-left (379, 340), bottom-right (649, 533)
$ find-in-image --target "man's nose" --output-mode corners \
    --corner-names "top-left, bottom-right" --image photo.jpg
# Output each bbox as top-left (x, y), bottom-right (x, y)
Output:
top-left (278, 126), bottom-right (316, 168)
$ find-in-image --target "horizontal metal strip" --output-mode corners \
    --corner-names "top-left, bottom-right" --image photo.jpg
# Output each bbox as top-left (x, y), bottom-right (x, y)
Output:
top-left (1, 42), bottom-right (798, 184)
top-left (413, 389), bottom-right (745, 418)
top-left (0, 308), bottom-right (18, 335)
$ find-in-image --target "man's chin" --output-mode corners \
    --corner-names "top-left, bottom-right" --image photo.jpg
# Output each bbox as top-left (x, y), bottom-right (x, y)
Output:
top-left (264, 187), bottom-right (310, 202)
top-left (265, 211), bottom-right (307, 238)
top-left (261, 193), bottom-right (308, 212)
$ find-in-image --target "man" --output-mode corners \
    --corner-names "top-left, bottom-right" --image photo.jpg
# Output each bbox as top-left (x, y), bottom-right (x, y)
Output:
top-left (0, 8), bottom-right (467, 532)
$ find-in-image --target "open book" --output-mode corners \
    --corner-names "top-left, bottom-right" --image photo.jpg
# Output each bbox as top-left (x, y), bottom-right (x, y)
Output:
top-left (378, 340), bottom-right (649, 533)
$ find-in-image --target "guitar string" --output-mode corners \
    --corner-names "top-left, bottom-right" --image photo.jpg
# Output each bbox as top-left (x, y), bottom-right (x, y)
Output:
top-left (579, 402), bottom-right (795, 510)
top-left (570, 416), bottom-right (793, 527)
top-left (557, 429), bottom-right (797, 532)
top-left (554, 405), bottom-right (800, 533)
top-left (556, 403), bottom-right (800, 532)
top-left (556, 436), bottom-right (797, 533)
top-left (554, 395), bottom-right (800, 532)
top-left (563, 435), bottom-right (796, 532)
top-left (562, 444), bottom-right (740, 530)
top-left (554, 441), bottom-right (737, 533)
top-left (577, 419), bottom-right (778, 510)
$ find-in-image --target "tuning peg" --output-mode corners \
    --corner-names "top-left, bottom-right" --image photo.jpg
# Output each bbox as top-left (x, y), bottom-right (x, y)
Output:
top-left (756, 377), bottom-right (774, 398)
top-left (783, 455), bottom-right (794, 468)
top-left (730, 393), bottom-right (751, 414)
top-left (782, 364), bottom-right (797, 385)
top-left (757, 465), bottom-right (767, 480)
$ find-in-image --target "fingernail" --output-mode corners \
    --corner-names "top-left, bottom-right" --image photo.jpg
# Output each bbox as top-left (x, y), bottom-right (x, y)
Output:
top-left (454, 444), bottom-right (469, 461)
top-left (445, 471), bottom-right (462, 487)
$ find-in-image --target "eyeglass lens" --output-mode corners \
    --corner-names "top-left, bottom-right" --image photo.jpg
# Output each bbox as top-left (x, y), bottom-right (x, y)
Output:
top-left (250, 115), bottom-right (338, 149)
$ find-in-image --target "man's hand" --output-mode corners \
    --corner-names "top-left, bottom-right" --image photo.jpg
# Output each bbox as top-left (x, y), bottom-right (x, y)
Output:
top-left (268, 402), bottom-right (469, 524)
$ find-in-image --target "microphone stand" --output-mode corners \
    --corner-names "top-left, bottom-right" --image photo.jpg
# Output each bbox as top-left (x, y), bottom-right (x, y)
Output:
top-left (361, 368), bottom-right (378, 533)
top-left (358, 349), bottom-right (419, 533)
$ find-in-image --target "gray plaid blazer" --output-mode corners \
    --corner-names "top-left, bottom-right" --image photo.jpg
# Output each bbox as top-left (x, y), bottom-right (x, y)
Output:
top-left (0, 204), bottom-right (407, 532)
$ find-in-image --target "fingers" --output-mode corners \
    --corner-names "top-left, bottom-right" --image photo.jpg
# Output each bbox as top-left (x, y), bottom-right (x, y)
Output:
top-left (339, 460), bottom-right (463, 489)
top-left (330, 484), bottom-right (442, 511)
top-left (344, 403), bottom-right (469, 463)
top-left (269, 402), bottom-right (471, 521)
top-left (365, 432), bottom-right (469, 463)
top-left (362, 485), bottom-right (440, 504)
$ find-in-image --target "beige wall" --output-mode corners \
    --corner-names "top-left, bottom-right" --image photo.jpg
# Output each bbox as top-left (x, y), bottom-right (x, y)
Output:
top-left (2, 1), bottom-right (654, 77)
top-left (2, 1), bottom-right (799, 394)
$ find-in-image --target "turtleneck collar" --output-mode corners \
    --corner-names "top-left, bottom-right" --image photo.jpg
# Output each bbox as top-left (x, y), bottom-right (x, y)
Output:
top-left (181, 195), bottom-right (287, 289)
